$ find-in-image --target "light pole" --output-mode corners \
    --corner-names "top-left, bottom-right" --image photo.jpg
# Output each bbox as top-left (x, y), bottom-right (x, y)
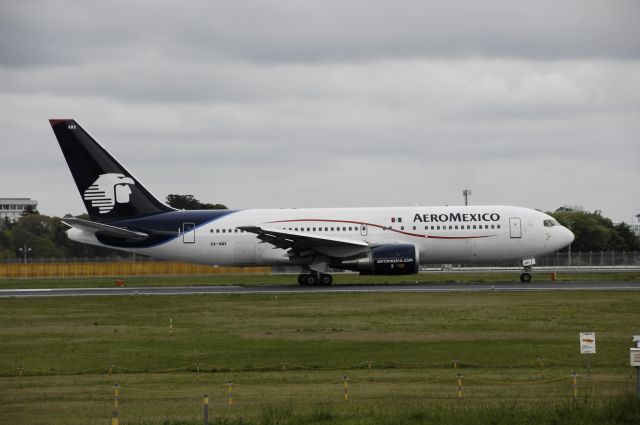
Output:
top-left (17, 244), bottom-right (32, 264)
top-left (462, 188), bottom-right (472, 206)
top-left (565, 220), bottom-right (573, 267)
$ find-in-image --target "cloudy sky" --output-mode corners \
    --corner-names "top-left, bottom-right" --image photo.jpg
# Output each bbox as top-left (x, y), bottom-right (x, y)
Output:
top-left (1, 0), bottom-right (639, 222)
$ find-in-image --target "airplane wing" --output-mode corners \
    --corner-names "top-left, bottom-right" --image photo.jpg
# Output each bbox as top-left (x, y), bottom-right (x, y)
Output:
top-left (62, 218), bottom-right (149, 241)
top-left (238, 225), bottom-right (370, 259)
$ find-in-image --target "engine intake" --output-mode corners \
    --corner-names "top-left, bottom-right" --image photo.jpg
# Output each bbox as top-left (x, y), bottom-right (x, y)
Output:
top-left (335, 244), bottom-right (419, 275)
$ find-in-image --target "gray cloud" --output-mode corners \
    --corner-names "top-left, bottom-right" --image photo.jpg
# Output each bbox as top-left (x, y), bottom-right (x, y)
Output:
top-left (0, 0), bottom-right (639, 222)
top-left (1, 0), bottom-right (639, 69)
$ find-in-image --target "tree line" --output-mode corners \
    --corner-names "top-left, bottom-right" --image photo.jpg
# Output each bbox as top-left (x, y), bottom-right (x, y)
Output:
top-left (0, 195), bottom-right (226, 260)
top-left (0, 198), bottom-right (637, 261)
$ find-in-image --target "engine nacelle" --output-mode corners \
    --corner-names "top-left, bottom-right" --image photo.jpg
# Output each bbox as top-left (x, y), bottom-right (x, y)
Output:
top-left (335, 244), bottom-right (419, 275)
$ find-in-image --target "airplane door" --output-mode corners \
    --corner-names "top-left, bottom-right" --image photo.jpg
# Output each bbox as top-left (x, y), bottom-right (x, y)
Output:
top-left (360, 224), bottom-right (368, 236)
top-left (509, 218), bottom-right (522, 238)
top-left (182, 222), bottom-right (196, 243)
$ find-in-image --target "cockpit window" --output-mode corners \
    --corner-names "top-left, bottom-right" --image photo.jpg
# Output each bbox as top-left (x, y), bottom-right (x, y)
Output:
top-left (543, 219), bottom-right (560, 227)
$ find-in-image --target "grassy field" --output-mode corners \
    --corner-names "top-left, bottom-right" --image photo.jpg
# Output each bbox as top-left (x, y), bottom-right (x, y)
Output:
top-left (1, 289), bottom-right (640, 424)
top-left (1, 270), bottom-right (639, 289)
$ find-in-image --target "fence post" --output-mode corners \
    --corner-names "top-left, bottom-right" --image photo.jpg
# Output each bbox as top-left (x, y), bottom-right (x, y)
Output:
top-left (453, 359), bottom-right (458, 370)
top-left (281, 362), bottom-right (287, 371)
top-left (367, 360), bottom-right (372, 369)
top-left (457, 374), bottom-right (464, 399)
top-left (108, 363), bottom-right (113, 377)
top-left (112, 384), bottom-right (120, 425)
top-left (169, 317), bottom-right (173, 334)
top-left (538, 357), bottom-right (544, 378)
top-left (17, 366), bottom-right (23, 378)
top-left (197, 362), bottom-right (200, 373)
top-left (114, 384), bottom-right (119, 410)
top-left (227, 382), bottom-right (233, 405)
top-left (571, 372), bottom-right (577, 399)
top-left (343, 375), bottom-right (349, 401)
top-left (203, 393), bottom-right (209, 425)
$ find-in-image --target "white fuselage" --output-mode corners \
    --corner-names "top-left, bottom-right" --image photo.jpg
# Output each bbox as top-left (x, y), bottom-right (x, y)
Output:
top-left (69, 205), bottom-right (574, 268)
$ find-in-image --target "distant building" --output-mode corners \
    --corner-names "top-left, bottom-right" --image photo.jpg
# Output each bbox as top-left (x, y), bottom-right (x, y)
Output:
top-left (0, 198), bottom-right (38, 222)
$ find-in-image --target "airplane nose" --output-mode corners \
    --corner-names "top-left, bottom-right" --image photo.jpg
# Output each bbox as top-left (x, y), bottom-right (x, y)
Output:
top-left (564, 226), bottom-right (575, 246)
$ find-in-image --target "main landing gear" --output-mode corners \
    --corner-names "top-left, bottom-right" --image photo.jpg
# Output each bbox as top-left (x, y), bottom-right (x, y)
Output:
top-left (519, 258), bottom-right (535, 283)
top-left (298, 272), bottom-right (333, 286)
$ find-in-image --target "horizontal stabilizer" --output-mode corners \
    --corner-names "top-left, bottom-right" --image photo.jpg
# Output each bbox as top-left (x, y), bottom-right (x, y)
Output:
top-left (62, 218), bottom-right (148, 241)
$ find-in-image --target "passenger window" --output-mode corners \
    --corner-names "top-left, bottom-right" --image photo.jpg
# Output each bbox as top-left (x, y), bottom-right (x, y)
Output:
top-left (437, 226), bottom-right (440, 230)
top-left (455, 225), bottom-right (458, 229)
top-left (222, 229), bottom-right (226, 233)
top-left (331, 227), bottom-right (334, 231)
top-left (497, 224), bottom-right (501, 229)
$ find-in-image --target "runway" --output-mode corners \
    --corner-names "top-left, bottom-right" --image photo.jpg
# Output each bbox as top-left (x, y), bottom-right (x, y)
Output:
top-left (1, 281), bottom-right (640, 298)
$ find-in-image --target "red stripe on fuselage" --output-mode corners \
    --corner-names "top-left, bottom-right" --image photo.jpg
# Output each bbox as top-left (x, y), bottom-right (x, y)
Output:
top-left (268, 218), bottom-right (496, 240)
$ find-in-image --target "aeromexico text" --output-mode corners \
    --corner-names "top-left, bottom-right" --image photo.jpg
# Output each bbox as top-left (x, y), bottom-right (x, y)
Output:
top-left (413, 212), bottom-right (501, 223)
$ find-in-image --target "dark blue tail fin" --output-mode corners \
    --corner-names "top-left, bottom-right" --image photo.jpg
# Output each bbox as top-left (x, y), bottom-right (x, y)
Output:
top-left (50, 119), bottom-right (173, 222)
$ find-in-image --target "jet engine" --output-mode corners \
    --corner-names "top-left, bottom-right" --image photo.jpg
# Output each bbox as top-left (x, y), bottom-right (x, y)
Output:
top-left (334, 244), bottom-right (419, 275)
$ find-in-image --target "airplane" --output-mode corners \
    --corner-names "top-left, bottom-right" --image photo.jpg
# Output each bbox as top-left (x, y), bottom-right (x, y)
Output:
top-left (49, 119), bottom-right (574, 285)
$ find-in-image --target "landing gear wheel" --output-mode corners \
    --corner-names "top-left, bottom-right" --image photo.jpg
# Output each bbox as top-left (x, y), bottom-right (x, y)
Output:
top-left (298, 274), bottom-right (306, 285)
top-left (520, 272), bottom-right (532, 283)
top-left (320, 274), bottom-right (333, 286)
top-left (306, 274), bottom-right (317, 285)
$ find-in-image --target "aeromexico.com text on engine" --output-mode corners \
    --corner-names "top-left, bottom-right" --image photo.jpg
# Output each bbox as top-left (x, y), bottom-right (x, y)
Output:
top-left (413, 213), bottom-right (501, 223)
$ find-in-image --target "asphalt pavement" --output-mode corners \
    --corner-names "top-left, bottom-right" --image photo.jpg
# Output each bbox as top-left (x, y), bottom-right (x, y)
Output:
top-left (1, 281), bottom-right (639, 298)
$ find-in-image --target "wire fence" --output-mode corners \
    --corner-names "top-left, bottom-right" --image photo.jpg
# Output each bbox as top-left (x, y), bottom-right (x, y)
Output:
top-left (1, 251), bottom-right (639, 279)
top-left (3, 357), bottom-right (636, 425)
top-left (442, 251), bottom-right (640, 269)
top-left (101, 371), bottom-right (637, 425)
top-left (0, 261), bottom-right (271, 278)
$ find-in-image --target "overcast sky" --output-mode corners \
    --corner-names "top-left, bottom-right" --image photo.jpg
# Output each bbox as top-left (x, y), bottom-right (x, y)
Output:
top-left (1, 0), bottom-right (639, 222)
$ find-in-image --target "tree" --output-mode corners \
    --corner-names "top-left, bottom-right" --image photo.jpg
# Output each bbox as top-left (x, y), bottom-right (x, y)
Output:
top-left (165, 194), bottom-right (227, 210)
top-left (550, 207), bottom-right (640, 252)
top-left (21, 205), bottom-right (40, 216)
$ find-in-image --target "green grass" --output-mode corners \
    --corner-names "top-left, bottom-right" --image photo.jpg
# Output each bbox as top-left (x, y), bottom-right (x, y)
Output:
top-left (1, 270), bottom-right (639, 289)
top-left (1, 291), bottom-right (639, 424)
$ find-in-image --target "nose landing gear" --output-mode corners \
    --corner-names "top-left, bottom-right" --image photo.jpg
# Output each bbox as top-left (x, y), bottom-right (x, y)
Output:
top-left (298, 272), bottom-right (333, 286)
top-left (520, 258), bottom-right (535, 283)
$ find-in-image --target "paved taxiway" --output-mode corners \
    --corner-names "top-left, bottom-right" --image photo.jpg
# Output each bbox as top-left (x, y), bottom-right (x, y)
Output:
top-left (1, 281), bottom-right (639, 298)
